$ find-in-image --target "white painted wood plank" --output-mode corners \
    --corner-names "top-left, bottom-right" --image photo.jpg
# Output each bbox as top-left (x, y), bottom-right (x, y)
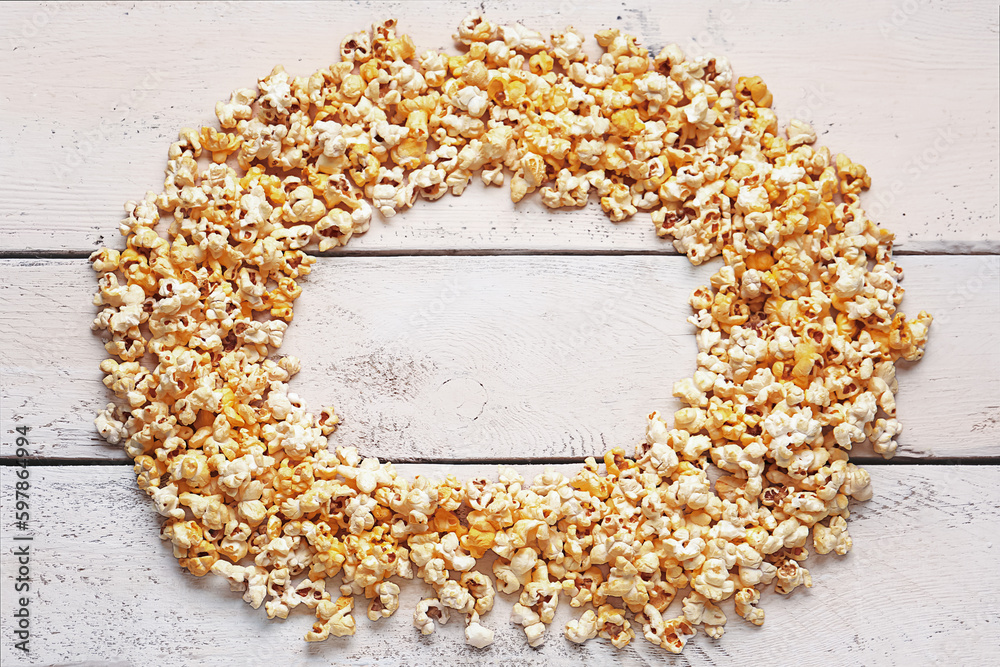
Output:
top-left (1, 464), bottom-right (997, 666)
top-left (1, 255), bottom-right (996, 460)
top-left (0, 1), bottom-right (996, 254)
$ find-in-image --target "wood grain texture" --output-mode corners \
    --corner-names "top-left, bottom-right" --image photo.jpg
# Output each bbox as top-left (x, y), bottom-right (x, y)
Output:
top-left (1, 3), bottom-right (997, 666)
top-left (1, 464), bottom-right (998, 667)
top-left (1, 1), bottom-right (997, 255)
top-left (1, 255), bottom-right (996, 461)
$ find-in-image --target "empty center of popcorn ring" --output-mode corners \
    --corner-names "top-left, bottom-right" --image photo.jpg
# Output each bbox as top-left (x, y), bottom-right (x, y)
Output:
top-left (89, 13), bottom-right (932, 653)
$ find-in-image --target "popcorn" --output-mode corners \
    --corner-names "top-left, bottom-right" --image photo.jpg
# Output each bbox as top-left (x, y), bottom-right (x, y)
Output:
top-left (786, 119), bottom-right (817, 147)
top-left (340, 30), bottom-right (372, 64)
top-left (306, 596), bottom-right (355, 641)
top-left (866, 417), bottom-right (902, 458)
top-left (511, 601), bottom-right (546, 647)
top-left (775, 559), bottom-right (813, 595)
top-left (734, 587), bottom-right (765, 626)
top-left (813, 515), bottom-right (853, 556)
top-left (562, 566), bottom-right (606, 608)
top-left (499, 21), bottom-right (547, 53)
top-left (565, 608), bottom-right (599, 644)
top-left (638, 605), bottom-right (696, 654)
top-left (599, 556), bottom-right (648, 612)
top-left (414, 597), bottom-right (450, 635)
top-left (691, 558), bottom-right (736, 601)
top-left (842, 463), bottom-right (874, 501)
top-left (682, 591), bottom-right (727, 638)
top-left (465, 612), bottom-right (495, 648)
top-left (367, 581), bottom-right (400, 621)
top-left (596, 603), bottom-right (634, 649)
top-left (455, 12), bottom-right (496, 45)
top-left (438, 579), bottom-right (475, 615)
top-left (95, 402), bottom-right (129, 445)
top-left (91, 13), bottom-right (931, 658)
top-left (257, 65), bottom-right (296, 119)
top-left (460, 571), bottom-right (496, 615)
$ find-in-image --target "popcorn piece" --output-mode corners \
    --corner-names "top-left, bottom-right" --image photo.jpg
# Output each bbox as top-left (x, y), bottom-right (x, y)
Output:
top-left (734, 587), bottom-right (765, 626)
top-left (455, 12), bottom-right (497, 45)
top-left (511, 602), bottom-right (546, 647)
top-left (813, 515), bottom-right (852, 556)
top-left (95, 402), bottom-right (129, 446)
top-left (842, 463), bottom-right (874, 501)
top-left (638, 605), bottom-right (696, 653)
top-left (460, 570), bottom-right (496, 615)
top-left (866, 417), bottom-right (902, 458)
top-left (438, 579), bottom-right (475, 615)
top-left (775, 559), bottom-right (813, 595)
top-left (306, 596), bottom-right (356, 641)
top-left (596, 604), bottom-right (634, 649)
top-left (682, 591), bottom-right (728, 638)
top-left (786, 119), bottom-right (817, 147)
top-left (692, 558), bottom-right (736, 601)
top-left (414, 597), bottom-right (450, 635)
top-left (216, 88), bottom-right (256, 129)
top-left (367, 581), bottom-right (400, 621)
top-left (499, 22), bottom-right (547, 53)
top-left (465, 612), bottom-right (495, 648)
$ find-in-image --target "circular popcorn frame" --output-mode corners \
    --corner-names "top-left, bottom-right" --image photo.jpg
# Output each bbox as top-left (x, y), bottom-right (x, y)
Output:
top-left (90, 13), bottom-right (932, 654)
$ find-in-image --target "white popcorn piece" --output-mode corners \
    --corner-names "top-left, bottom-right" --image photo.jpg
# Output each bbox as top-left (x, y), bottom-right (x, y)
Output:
top-left (258, 65), bottom-right (296, 117)
top-left (216, 88), bottom-right (256, 128)
top-left (438, 579), bottom-right (475, 615)
top-left (465, 612), bottom-right (495, 648)
top-left (367, 581), bottom-right (401, 621)
top-left (773, 558), bottom-right (812, 596)
top-left (414, 597), bottom-right (450, 635)
top-left (596, 603), bottom-right (634, 649)
top-left (565, 609), bottom-right (599, 643)
top-left (734, 587), bottom-right (765, 626)
top-left (95, 402), bottom-right (129, 445)
top-left (454, 11), bottom-right (497, 45)
top-left (499, 22), bottom-right (547, 53)
top-left (867, 417), bottom-right (902, 458)
top-left (786, 119), bottom-right (817, 146)
top-left (511, 602), bottom-right (546, 647)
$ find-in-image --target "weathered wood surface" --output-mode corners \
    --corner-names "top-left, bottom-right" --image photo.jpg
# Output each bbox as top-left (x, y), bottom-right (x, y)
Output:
top-left (0, 1), bottom-right (997, 255)
top-left (1, 465), bottom-right (998, 667)
top-left (1, 1), bottom-right (998, 666)
top-left (1, 255), bottom-right (997, 462)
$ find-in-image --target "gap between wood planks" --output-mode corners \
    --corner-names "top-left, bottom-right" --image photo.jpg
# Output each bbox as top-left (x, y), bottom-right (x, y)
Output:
top-left (1, 249), bottom-right (999, 260)
top-left (3, 457), bottom-right (1000, 467)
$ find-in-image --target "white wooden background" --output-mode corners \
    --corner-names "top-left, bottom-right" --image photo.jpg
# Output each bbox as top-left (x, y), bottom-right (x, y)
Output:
top-left (1, 1), bottom-right (998, 665)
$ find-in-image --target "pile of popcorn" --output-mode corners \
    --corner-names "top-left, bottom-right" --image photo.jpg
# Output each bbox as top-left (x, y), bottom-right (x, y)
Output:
top-left (90, 13), bottom-right (932, 653)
